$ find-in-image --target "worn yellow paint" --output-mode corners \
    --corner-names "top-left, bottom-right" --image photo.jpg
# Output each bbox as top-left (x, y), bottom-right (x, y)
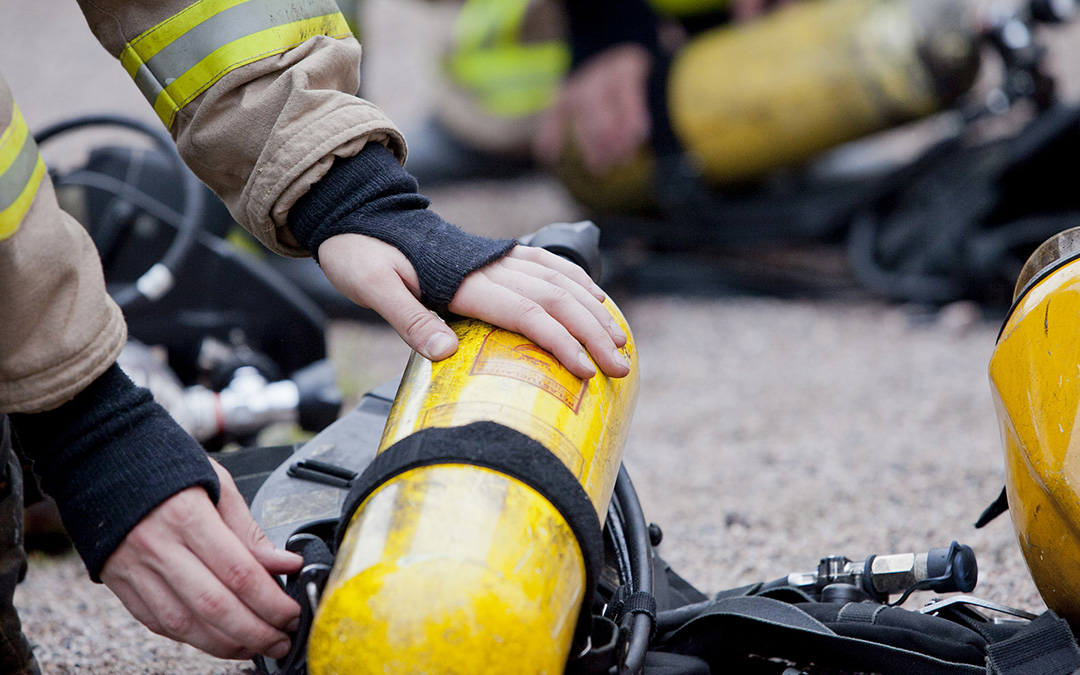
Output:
top-left (309, 299), bottom-right (638, 674)
top-left (991, 251), bottom-right (1080, 627)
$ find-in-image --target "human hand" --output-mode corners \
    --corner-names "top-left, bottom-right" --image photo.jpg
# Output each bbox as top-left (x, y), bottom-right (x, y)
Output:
top-left (317, 233), bottom-right (630, 379)
top-left (100, 459), bottom-right (302, 660)
top-left (534, 44), bottom-right (653, 176)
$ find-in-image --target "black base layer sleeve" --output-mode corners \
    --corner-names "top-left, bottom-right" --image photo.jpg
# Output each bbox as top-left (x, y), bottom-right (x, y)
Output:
top-left (287, 143), bottom-right (516, 309)
top-left (564, 0), bottom-right (661, 68)
top-left (9, 364), bottom-right (219, 581)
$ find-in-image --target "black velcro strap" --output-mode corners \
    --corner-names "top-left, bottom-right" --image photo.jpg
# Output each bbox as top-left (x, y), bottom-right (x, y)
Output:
top-left (986, 611), bottom-right (1080, 675)
top-left (836, 601), bottom-right (887, 625)
top-left (336, 421), bottom-right (605, 605)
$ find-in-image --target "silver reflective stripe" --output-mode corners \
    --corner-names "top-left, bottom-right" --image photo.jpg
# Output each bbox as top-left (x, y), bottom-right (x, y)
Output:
top-left (0, 134), bottom-right (38, 212)
top-left (142, 0), bottom-right (339, 93)
top-left (131, 63), bottom-right (165, 108)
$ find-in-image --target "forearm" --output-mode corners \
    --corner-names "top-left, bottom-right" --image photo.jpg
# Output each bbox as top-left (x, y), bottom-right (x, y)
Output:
top-left (75, 0), bottom-right (407, 256)
top-left (288, 143), bottom-right (515, 308)
top-left (9, 364), bottom-right (219, 580)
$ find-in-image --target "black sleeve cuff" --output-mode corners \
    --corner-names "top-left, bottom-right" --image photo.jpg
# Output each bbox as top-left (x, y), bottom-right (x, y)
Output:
top-left (288, 143), bottom-right (516, 309)
top-left (10, 364), bottom-right (219, 581)
top-left (564, 0), bottom-right (662, 67)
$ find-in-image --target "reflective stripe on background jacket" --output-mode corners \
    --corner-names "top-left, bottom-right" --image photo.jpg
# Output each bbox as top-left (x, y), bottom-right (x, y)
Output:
top-left (2, 0), bottom-right (406, 412)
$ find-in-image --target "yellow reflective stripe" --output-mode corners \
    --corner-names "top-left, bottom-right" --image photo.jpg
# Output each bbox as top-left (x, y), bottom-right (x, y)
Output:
top-left (119, 0), bottom-right (350, 128)
top-left (153, 13), bottom-right (350, 127)
top-left (120, 0), bottom-right (252, 78)
top-left (455, 0), bottom-right (531, 52)
top-left (448, 42), bottom-right (569, 118)
top-left (0, 104), bottom-right (45, 241)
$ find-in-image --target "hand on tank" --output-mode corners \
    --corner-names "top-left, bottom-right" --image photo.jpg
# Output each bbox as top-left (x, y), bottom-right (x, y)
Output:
top-left (100, 459), bottom-right (302, 661)
top-left (535, 44), bottom-right (653, 176)
top-left (317, 233), bottom-right (630, 379)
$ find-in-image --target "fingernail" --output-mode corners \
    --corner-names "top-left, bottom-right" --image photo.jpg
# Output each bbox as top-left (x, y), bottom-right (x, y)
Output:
top-left (286, 617), bottom-right (301, 633)
top-left (592, 283), bottom-right (606, 299)
top-left (424, 332), bottom-right (452, 359)
top-left (612, 348), bottom-right (629, 371)
top-left (578, 352), bottom-right (596, 377)
top-left (609, 320), bottom-right (626, 343)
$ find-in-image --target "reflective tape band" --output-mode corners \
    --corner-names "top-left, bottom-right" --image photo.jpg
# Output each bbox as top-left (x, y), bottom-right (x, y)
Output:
top-left (455, 0), bottom-right (531, 52)
top-left (0, 104), bottom-right (45, 241)
top-left (448, 42), bottom-right (569, 118)
top-left (120, 0), bottom-right (351, 128)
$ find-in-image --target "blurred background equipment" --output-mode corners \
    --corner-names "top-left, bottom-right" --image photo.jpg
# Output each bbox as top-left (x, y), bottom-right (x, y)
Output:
top-left (36, 116), bottom-right (344, 451)
top-left (378, 0), bottom-right (1080, 308)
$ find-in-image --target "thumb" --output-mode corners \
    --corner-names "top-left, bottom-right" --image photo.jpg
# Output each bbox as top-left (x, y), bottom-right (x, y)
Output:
top-left (370, 284), bottom-right (460, 361)
top-left (209, 458), bottom-right (302, 574)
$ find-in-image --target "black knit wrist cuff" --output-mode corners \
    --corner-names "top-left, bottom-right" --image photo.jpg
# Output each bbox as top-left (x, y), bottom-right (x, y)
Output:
top-left (10, 364), bottom-right (219, 581)
top-left (288, 143), bottom-right (516, 309)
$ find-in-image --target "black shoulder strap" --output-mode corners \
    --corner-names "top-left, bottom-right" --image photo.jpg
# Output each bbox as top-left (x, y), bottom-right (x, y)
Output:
top-left (664, 596), bottom-right (986, 675)
top-left (986, 611), bottom-right (1080, 675)
top-left (664, 595), bottom-right (1080, 675)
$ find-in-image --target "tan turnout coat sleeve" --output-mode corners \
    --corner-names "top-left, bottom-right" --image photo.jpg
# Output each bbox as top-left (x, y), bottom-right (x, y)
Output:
top-left (3, 0), bottom-right (405, 412)
top-left (0, 75), bottom-right (127, 413)
top-left (76, 0), bottom-right (407, 256)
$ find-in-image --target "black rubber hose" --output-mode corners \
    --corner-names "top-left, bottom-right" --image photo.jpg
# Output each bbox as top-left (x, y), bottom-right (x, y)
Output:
top-left (34, 114), bottom-right (205, 312)
top-left (613, 466), bottom-right (654, 675)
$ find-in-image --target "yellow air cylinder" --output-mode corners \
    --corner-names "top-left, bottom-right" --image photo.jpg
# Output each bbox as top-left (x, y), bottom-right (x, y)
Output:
top-left (989, 228), bottom-right (1080, 629)
top-left (560, 0), bottom-right (981, 210)
top-left (668, 0), bottom-right (981, 183)
top-left (308, 299), bottom-right (639, 675)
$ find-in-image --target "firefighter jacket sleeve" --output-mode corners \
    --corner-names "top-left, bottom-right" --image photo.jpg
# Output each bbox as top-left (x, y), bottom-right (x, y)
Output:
top-left (0, 75), bottom-right (127, 414)
top-left (75, 0), bottom-right (409, 258)
top-left (2, 74), bottom-right (218, 580)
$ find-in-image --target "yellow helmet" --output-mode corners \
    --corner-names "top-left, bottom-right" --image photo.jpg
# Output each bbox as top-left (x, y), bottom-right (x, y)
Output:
top-left (990, 227), bottom-right (1080, 626)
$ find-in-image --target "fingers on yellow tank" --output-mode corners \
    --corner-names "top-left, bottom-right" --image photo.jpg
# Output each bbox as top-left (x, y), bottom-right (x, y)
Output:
top-left (310, 300), bottom-right (639, 674)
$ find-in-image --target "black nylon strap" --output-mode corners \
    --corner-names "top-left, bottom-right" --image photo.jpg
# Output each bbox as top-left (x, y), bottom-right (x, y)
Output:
top-left (837, 601), bottom-right (887, 625)
top-left (336, 422), bottom-right (605, 606)
top-left (666, 596), bottom-right (986, 675)
top-left (986, 611), bottom-right (1080, 675)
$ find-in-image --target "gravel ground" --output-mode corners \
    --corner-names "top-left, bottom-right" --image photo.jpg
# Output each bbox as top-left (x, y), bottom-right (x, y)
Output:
top-left (3, 1), bottom-right (1080, 673)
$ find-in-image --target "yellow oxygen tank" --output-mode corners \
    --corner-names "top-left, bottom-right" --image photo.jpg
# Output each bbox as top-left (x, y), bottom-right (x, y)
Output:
top-left (668, 0), bottom-right (980, 183)
top-left (560, 0), bottom-right (981, 210)
top-left (989, 228), bottom-right (1080, 629)
top-left (308, 300), bottom-right (638, 674)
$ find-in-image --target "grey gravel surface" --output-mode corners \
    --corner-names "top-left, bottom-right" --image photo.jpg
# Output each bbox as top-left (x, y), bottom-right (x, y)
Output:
top-left (4, 0), bottom-right (1080, 673)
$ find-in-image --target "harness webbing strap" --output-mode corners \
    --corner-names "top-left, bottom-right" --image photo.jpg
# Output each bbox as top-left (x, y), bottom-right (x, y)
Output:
top-left (336, 421), bottom-right (605, 607)
top-left (0, 103), bottom-right (44, 241)
top-left (666, 596), bottom-right (987, 675)
top-left (119, 0), bottom-right (352, 128)
top-left (986, 610), bottom-right (1080, 675)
